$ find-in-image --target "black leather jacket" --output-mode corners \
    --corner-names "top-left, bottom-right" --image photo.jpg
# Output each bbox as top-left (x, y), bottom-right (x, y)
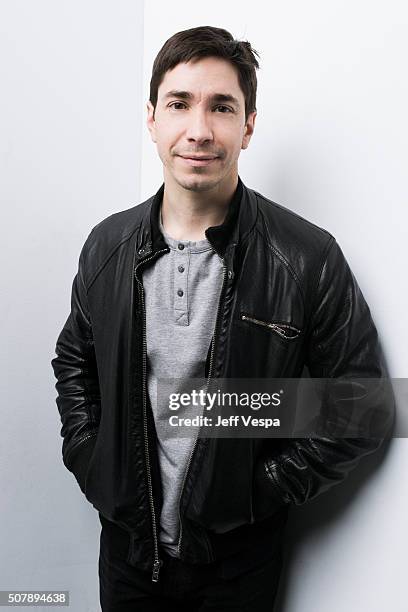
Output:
top-left (51, 176), bottom-right (393, 582)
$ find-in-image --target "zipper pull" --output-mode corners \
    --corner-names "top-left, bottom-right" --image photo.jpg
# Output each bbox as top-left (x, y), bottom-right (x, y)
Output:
top-left (152, 558), bottom-right (163, 583)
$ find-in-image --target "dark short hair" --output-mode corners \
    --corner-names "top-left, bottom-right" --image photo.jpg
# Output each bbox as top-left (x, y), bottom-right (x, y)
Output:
top-left (149, 25), bottom-right (260, 122)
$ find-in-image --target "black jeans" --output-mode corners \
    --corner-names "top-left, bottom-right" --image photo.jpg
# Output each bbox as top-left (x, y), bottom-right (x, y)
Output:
top-left (99, 524), bottom-right (283, 612)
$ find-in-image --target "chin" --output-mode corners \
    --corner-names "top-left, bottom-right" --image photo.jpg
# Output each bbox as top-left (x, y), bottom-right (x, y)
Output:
top-left (176, 176), bottom-right (220, 193)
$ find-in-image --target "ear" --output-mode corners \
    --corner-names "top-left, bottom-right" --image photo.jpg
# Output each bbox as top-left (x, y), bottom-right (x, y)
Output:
top-left (241, 111), bottom-right (257, 150)
top-left (146, 100), bottom-right (157, 143)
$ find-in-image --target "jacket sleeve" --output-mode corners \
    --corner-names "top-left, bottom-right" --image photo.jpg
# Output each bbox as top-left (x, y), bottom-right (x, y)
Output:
top-left (51, 229), bottom-right (101, 495)
top-left (255, 237), bottom-right (395, 510)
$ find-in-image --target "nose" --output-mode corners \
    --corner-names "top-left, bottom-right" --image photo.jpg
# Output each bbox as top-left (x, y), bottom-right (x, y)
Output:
top-left (185, 108), bottom-right (214, 145)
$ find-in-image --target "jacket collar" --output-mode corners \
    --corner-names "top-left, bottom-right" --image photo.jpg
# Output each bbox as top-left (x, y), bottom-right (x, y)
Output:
top-left (141, 175), bottom-right (257, 260)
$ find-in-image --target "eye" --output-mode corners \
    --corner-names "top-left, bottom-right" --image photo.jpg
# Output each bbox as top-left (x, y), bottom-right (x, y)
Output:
top-left (215, 105), bottom-right (233, 113)
top-left (168, 102), bottom-right (187, 110)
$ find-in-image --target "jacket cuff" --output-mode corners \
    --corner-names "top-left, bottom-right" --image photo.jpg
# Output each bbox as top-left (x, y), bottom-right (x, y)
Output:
top-left (252, 458), bottom-right (288, 521)
top-left (68, 435), bottom-right (97, 495)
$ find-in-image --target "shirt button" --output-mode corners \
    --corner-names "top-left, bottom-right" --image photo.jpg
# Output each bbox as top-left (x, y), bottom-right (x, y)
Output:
top-left (178, 243), bottom-right (185, 250)
top-left (177, 289), bottom-right (184, 297)
top-left (178, 265), bottom-right (185, 273)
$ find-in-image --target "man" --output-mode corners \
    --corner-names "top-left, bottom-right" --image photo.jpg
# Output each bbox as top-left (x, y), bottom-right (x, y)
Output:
top-left (51, 25), bottom-right (393, 612)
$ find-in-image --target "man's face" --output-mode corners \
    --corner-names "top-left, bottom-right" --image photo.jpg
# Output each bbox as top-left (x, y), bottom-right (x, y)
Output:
top-left (146, 56), bottom-right (256, 192)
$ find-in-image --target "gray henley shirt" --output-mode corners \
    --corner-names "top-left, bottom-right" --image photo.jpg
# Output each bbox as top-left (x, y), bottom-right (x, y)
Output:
top-left (142, 207), bottom-right (224, 557)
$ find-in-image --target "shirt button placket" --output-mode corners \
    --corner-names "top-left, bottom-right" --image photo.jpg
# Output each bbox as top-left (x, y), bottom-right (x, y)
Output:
top-left (175, 242), bottom-right (189, 325)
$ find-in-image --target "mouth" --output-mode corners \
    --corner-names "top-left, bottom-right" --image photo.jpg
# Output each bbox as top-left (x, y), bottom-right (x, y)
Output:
top-left (177, 155), bottom-right (219, 167)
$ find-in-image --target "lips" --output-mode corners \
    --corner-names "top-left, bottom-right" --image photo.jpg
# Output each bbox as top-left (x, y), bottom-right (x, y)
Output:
top-left (177, 155), bottom-right (219, 167)
top-left (179, 155), bottom-right (218, 160)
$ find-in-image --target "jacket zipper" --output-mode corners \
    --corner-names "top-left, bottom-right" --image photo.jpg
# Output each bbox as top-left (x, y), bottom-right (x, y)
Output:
top-left (176, 256), bottom-right (231, 561)
top-left (240, 314), bottom-right (301, 339)
top-left (134, 246), bottom-right (168, 583)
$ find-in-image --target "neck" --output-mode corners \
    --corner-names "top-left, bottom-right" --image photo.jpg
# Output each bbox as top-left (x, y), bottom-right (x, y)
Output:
top-left (160, 172), bottom-right (239, 241)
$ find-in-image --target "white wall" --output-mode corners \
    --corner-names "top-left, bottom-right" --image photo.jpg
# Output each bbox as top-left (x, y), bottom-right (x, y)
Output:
top-left (0, 2), bottom-right (143, 610)
top-left (1, 1), bottom-right (406, 610)
top-left (142, 2), bottom-right (407, 611)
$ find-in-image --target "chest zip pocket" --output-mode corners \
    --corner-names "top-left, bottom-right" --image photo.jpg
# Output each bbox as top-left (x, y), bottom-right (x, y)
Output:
top-left (241, 313), bottom-right (302, 340)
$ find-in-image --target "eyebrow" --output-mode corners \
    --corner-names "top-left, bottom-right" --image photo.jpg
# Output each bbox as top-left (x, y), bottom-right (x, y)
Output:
top-left (163, 90), bottom-right (241, 109)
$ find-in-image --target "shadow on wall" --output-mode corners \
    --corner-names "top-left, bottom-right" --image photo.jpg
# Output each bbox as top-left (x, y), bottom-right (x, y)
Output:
top-left (273, 436), bottom-right (394, 611)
